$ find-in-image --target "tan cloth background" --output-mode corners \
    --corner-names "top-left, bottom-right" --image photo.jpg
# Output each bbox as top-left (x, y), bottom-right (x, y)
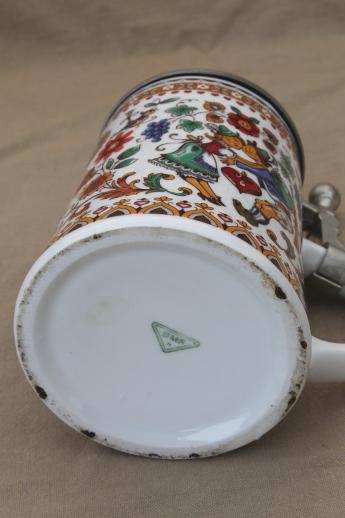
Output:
top-left (1, 1), bottom-right (345, 516)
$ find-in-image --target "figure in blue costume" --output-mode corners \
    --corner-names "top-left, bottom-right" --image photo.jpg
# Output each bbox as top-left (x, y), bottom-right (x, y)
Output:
top-left (235, 160), bottom-right (292, 209)
top-left (204, 124), bottom-right (293, 210)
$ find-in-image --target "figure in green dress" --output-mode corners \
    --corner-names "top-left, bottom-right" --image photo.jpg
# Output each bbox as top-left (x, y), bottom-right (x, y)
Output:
top-left (149, 140), bottom-right (225, 206)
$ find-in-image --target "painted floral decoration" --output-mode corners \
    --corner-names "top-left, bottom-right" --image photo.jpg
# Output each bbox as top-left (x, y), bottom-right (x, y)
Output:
top-left (204, 101), bottom-right (225, 111)
top-left (80, 172), bottom-right (113, 199)
top-left (54, 78), bottom-right (303, 300)
top-left (204, 100), bottom-right (225, 123)
top-left (96, 130), bottom-right (134, 163)
top-left (227, 106), bottom-right (260, 137)
top-left (206, 113), bottom-right (224, 123)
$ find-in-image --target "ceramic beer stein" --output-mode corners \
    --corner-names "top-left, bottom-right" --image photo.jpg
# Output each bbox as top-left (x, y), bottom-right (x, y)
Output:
top-left (14, 70), bottom-right (345, 459)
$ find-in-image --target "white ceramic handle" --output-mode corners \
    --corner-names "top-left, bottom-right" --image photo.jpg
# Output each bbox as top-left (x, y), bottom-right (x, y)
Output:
top-left (302, 238), bottom-right (345, 382)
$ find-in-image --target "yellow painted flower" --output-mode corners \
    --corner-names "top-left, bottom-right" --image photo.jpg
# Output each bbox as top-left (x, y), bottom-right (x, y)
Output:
top-left (204, 101), bottom-right (225, 111)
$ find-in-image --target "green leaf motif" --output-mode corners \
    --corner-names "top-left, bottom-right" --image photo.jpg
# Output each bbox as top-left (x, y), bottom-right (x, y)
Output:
top-left (160, 97), bottom-right (179, 104)
top-left (231, 106), bottom-right (241, 115)
top-left (177, 119), bottom-right (203, 132)
top-left (117, 145), bottom-right (140, 160)
top-left (144, 102), bottom-right (158, 107)
top-left (144, 173), bottom-right (167, 192)
top-left (250, 117), bottom-right (260, 124)
top-left (279, 181), bottom-right (293, 210)
top-left (105, 158), bottom-right (115, 169)
top-left (115, 158), bottom-right (137, 169)
top-left (144, 173), bottom-right (192, 196)
top-left (279, 151), bottom-right (294, 179)
top-left (259, 148), bottom-right (270, 162)
top-left (166, 105), bottom-right (197, 116)
top-left (218, 124), bottom-right (235, 136)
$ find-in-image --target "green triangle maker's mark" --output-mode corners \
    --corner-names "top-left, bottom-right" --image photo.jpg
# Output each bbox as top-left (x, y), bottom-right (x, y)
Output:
top-left (151, 322), bottom-right (200, 353)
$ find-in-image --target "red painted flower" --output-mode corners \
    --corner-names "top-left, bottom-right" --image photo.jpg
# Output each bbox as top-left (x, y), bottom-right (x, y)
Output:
top-left (227, 107), bottom-right (260, 137)
top-left (95, 130), bottom-right (134, 163)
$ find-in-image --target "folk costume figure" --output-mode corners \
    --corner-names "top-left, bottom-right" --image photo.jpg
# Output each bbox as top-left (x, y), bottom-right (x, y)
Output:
top-left (150, 140), bottom-right (225, 206)
top-left (206, 125), bottom-right (293, 210)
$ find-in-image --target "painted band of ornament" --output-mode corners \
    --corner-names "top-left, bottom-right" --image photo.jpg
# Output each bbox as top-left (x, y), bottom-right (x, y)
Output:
top-left (54, 194), bottom-right (302, 294)
top-left (109, 80), bottom-right (297, 160)
top-left (54, 78), bottom-right (303, 301)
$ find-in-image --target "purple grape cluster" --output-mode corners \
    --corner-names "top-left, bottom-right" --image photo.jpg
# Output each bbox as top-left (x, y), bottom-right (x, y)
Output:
top-left (142, 119), bottom-right (170, 142)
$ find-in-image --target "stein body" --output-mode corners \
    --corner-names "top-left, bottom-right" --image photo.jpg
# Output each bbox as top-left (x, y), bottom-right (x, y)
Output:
top-left (14, 71), bottom-right (345, 458)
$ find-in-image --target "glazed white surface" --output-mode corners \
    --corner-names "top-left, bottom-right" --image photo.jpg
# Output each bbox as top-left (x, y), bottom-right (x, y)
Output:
top-left (15, 216), bottom-right (310, 457)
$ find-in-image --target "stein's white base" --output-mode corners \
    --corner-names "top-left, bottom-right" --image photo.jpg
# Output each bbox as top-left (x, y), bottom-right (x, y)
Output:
top-left (14, 215), bottom-right (310, 458)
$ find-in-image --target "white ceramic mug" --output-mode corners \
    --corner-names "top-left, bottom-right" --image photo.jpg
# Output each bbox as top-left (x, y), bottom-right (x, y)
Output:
top-left (14, 71), bottom-right (345, 459)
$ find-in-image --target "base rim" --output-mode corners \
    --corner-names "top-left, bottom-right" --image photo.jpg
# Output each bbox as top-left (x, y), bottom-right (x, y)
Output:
top-left (14, 215), bottom-right (311, 458)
